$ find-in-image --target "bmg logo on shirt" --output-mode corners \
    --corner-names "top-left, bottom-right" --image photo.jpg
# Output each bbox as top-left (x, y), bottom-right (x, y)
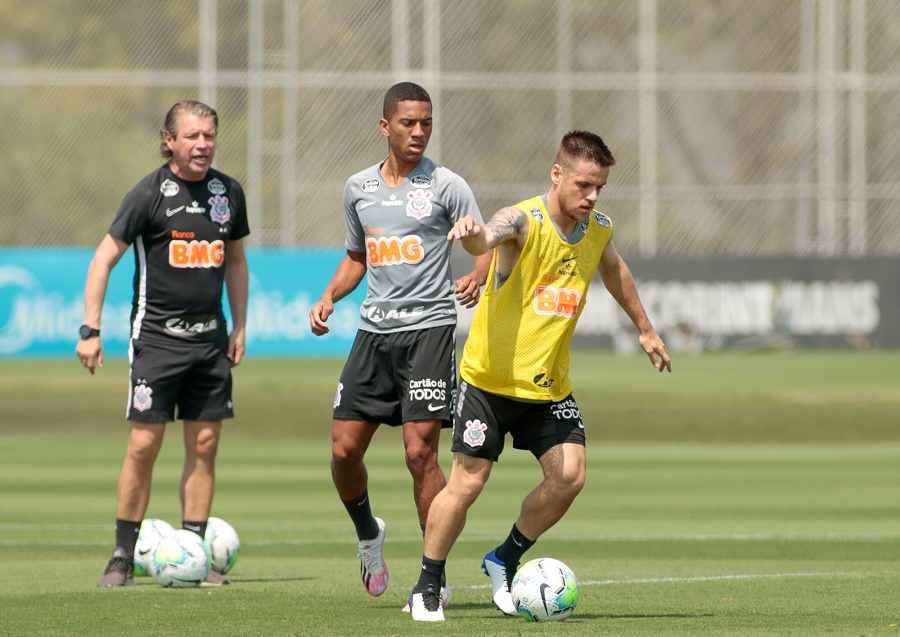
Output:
top-left (169, 239), bottom-right (225, 268)
top-left (366, 235), bottom-right (424, 266)
top-left (533, 285), bottom-right (581, 318)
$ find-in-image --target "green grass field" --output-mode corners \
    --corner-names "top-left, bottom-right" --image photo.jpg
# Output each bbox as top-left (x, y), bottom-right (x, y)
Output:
top-left (1, 351), bottom-right (899, 636)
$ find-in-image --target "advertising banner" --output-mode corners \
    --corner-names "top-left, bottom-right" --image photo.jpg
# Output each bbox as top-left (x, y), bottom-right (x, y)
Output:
top-left (1, 250), bottom-right (895, 357)
top-left (0, 248), bottom-right (364, 357)
top-left (577, 258), bottom-right (896, 352)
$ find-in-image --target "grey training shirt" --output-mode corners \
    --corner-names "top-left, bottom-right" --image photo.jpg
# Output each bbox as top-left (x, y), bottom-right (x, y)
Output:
top-left (343, 157), bottom-right (483, 333)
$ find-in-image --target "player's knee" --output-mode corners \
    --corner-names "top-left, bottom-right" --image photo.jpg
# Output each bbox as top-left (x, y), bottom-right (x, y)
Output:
top-left (404, 441), bottom-right (438, 475)
top-left (192, 429), bottom-right (220, 461)
top-left (331, 439), bottom-right (365, 467)
top-left (446, 462), bottom-right (490, 505)
top-left (555, 467), bottom-right (585, 501)
top-left (127, 443), bottom-right (159, 467)
top-left (126, 433), bottom-right (163, 466)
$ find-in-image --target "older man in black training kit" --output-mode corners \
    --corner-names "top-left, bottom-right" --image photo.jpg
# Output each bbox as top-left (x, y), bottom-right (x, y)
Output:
top-left (77, 100), bottom-right (250, 588)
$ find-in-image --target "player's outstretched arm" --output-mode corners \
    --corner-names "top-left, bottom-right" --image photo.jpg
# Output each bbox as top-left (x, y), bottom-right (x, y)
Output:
top-left (447, 208), bottom-right (529, 255)
top-left (309, 250), bottom-right (366, 336)
top-left (598, 240), bottom-right (671, 373)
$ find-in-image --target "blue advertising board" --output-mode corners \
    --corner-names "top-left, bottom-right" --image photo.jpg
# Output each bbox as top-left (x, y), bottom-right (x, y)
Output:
top-left (0, 248), bottom-right (364, 358)
top-left (2, 249), bottom-right (895, 357)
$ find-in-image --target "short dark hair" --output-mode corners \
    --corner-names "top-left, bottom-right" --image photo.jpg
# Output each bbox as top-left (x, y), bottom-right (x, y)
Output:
top-left (159, 100), bottom-right (218, 158)
top-left (554, 130), bottom-right (616, 172)
top-left (382, 82), bottom-right (431, 119)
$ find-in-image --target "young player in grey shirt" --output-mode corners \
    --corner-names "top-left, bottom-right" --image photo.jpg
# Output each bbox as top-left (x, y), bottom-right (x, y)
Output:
top-left (309, 82), bottom-right (491, 606)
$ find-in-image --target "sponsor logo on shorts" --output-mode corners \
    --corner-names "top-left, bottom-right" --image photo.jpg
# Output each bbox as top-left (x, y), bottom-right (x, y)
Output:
top-left (551, 398), bottom-right (582, 425)
top-left (132, 382), bottom-right (153, 412)
top-left (333, 382), bottom-right (343, 409)
top-left (427, 404), bottom-right (443, 412)
top-left (409, 378), bottom-right (447, 403)
top-left (462, 419), bottom-right (488, 447)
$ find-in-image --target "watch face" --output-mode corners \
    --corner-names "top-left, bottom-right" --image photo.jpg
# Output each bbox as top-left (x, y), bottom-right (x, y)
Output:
top-left (80, 325), bottom-right (98, 339)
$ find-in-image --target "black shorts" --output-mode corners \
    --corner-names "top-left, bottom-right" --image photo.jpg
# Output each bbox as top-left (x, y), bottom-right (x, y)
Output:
top-left (126, 336), bottom-right (234, 423)
top-left (451, 380), bottom-right (586, 462)
top-left (332, 325), bottom-right (456, 427)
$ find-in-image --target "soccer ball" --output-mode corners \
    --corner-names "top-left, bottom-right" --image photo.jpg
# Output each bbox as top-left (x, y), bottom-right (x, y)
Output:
top-left (511, 557), bottom-right (579, 622)
top-left (204, 516), bottom-right (240, 574)
top-left (148, 529), bottom-right (210, 588)
top-left (133, 518), bottom-right (175, 577)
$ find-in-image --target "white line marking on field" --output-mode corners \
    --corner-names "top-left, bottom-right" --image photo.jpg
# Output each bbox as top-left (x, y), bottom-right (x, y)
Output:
top-left (4, 530), bottom-right (900, 547)
top-left (454, 571), bottom-right (883, 590)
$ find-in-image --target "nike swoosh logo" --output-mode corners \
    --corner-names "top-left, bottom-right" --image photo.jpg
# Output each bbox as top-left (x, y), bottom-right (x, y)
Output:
top-left (358, 201), bottom-right (377, 210)
top-left (427, 404), bottom-right (444, 412)
top-left (183, 524), bottom-right (201, 532)
top-left (539, 583), bottom-right (553, 615)
top-left (166, 206), bottom-right (185, 217)
top-left (137, 548), bottom-right (151, 555)
top-left (562, 256), bottom-right (578, 263)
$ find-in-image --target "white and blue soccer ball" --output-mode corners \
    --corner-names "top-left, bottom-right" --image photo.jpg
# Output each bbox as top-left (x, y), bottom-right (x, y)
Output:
top-left (204, 516), bottom-right (240, 575)
top-left (511, 557), bottom-right (580, 622)
top-left (134, 518), bottom-right (175, 577)
top-left (148, 529), bottom-right (210, 588)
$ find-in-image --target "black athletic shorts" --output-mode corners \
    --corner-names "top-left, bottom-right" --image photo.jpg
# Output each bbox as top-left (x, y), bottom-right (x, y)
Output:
top-left (451, 380), bottom-right (586, 462)
top-left (332, 325), bottom-right (456, 427)
top-left (126, 336), bottom-right (234, 423)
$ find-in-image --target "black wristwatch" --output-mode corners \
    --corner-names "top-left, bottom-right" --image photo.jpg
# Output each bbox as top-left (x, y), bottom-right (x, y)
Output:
top-left (79, 324), bottom-right (101, 340)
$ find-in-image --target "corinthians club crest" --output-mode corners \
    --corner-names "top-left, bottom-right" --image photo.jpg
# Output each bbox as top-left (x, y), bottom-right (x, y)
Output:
top-left (208, 195), bottom-right (231, 224)
top-left (406, 188), bottom-right (433, 220)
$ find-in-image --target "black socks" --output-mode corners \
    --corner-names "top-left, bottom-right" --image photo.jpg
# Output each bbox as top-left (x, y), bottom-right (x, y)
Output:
top-left (341, 490), bottom-right (379, 540)
top-left (115, 518), bottom-right (141, 559)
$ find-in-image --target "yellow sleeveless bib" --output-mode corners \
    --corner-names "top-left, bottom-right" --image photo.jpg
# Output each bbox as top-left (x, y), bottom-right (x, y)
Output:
top-left (461, 196), bottom-right (613, 401)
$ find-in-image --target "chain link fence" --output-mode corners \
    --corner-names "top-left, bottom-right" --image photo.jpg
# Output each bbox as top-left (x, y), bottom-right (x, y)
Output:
top-left (1, 0), bottom-right (897, 256)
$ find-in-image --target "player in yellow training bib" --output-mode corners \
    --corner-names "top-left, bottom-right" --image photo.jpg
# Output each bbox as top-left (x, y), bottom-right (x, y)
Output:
top-left (408, 130), bottom-right (671, 622)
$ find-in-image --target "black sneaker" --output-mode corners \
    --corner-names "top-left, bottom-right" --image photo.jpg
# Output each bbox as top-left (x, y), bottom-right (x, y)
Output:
top-left (97, 547), bottom-right (135, 587)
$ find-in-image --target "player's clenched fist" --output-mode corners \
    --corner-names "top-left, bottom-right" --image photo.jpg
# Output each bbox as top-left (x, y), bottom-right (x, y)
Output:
top-left (446, 215), bottom-right (483, 241)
